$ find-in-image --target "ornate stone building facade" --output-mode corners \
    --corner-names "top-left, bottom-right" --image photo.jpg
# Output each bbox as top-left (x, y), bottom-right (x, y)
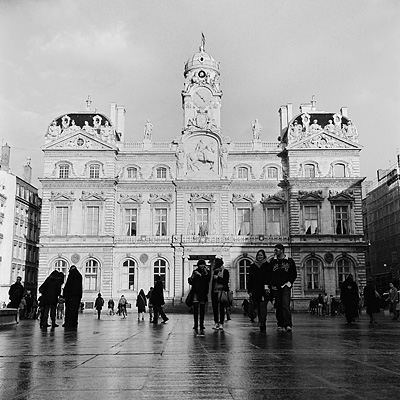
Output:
top-left (39, 41), bottom-right (366, 310)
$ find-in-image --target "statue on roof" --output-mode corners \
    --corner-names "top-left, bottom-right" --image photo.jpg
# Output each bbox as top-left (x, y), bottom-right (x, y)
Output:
top-left (251, 119), bottom-right (262, 140)
top-left (199, 32), bottom-right (206, 52)
top-left (47, 120), bottom-right (61, 139)
top-left (144, 119), bottom-right (153, 140)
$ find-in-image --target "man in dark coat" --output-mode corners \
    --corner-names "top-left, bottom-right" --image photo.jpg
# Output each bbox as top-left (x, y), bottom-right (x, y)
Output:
top-left (39, 271), bottom-right (64, 328)
top-left (8, 276), bottom-right (24, 308)
top-left (62, 265), bottom-right (83, 328)
top-left (150, 275), bottom-right (169, 324)
top-left (267, 244), bottom-right (297, 332)
top-left (340, 274), bottom-right (359, 324)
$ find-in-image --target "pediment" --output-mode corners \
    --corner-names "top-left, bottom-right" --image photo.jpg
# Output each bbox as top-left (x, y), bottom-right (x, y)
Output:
top-left (188, 193), bottom-right (215, 203)
top-left (231, 193), bottom-right (256, 203)
top-left (50, 191), bottom-right (75, 202)
top-left (118, 194), bottom-right (143, 204)
top-left (80, 191), bottom-right (106, 202)
top-left (328, 190), bottom-right (355, 202)
top-left (298, 190), bottom-right (324, 202)
top-left (43, 131), bottom-right (117, 151)
top-left (148, 193), bottom-right (173, 204)
top-left (260, 193), bottom-right (286, 204)
top-left (287, 131), bottom-right (361, 150)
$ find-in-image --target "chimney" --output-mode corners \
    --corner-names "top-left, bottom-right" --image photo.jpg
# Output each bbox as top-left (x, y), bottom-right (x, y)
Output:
top-left (286, 103), bottom-right (293, 125)
top-left (0, 143), bottom-right (10, 170)
top-left (110, 102), bottom-right (117, 128)
top-left (340, 107), bottom-right (348, 118)
top-left (278, 106), bottom-right (288, 136)
top-left (23, 158), bottom-right (32, 183)
top-left (116, 105), bottom-right (126, 141)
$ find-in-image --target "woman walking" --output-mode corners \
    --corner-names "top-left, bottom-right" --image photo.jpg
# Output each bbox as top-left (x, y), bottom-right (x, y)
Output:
top-left (94, 293), bottom-right (104, 319)
top-left (363, 278), bottom-right (380, 324)
top-left (136, 289), bottom-right (147, 321)
top-left (188, 259), bottom-right (210, 336)
top-left (211, 257), bottom-right (230, 331)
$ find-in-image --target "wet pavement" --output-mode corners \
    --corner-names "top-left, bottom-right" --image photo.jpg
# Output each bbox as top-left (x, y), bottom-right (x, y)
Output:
top-left (1, 311), bottom-right (400, 399)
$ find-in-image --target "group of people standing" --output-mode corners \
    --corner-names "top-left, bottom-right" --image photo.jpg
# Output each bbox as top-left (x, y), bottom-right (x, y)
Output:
top-left (248, 244), bottom-right (297, 332)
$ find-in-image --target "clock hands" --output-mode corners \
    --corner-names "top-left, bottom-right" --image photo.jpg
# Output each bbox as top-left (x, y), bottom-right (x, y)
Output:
top-left (195, 92), bottom-right (206, 102)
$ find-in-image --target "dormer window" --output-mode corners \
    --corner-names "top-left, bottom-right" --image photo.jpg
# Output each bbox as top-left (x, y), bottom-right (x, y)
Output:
top-left (304, 164), bottom-right (315, 178)
top-left (89, 164), bottom-right (100, 179)
top-left (59, 164), bottom-right (70, 179)
top-left (156, 167), bottom-right (167, 179)
top-left (127, 167), bottom-right (138, 179)
top-left (267, 166), bottom-right (278, 180)
top-left (238, 167), bottom-right (249, 180)
top-left (334, 163), bottom-right (346, 178)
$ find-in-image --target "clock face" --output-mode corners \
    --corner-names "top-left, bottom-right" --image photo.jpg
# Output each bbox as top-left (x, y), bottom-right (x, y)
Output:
top-left (193, 88), bottom-right (212, 108)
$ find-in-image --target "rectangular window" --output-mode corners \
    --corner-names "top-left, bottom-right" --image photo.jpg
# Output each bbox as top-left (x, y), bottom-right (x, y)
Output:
top-left (306, 260), bottom-right (319, 290)
top-left (237, 208), bottom-right (250, 235)
top-left (86, 206), bottom-right (99, 235)
top-left (59, 165), bottom-right (69, 179)
top-left (55, 206), bottom-right (68, 235)
top-left (154, 208), bottom-right (167, 236)
top-left (196, 208), bottom-right (209, 236)
top-left (335, 205), bottom-right (349, 234)
top-left (239, 259), bottom-right (251, 290)
top-left (266, 208), bottom-right (281, 235)
top-left (124, 209), bottom-right (137, 236)
top-left (89, 165), bottom-right (100, 178)
top-left (304, 205), bottom-right (318, 234)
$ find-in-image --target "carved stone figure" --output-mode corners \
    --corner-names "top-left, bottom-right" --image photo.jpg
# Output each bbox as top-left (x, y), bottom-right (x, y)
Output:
top-left (345, 120), bottom-right (358, 142)
top-left (301, 113), bottom-right (310, 132)
top-left (325, 120), bottom-right (335, 133)
top-left (289, 120), bottom-right (303, 142)
top-left (309, 119), bottom-right (322, 134)
top-left (220, 143), bottom-right (228, 174)
top-left (82, 121), bottom-right (95, 135)
top-left (47, 120), bottom-right (61, 139)
top-left (144, 119), bottom-right (153, 140)
top-left (93, 115), bottom-right (102, 130)
top-left (175, 146), bottom-right (186, 173)
top-left (101, 121), bottom-right (114, 142)
top-left (61, 115), bottom-right (71, 131)
top-left (187, 140), bottom-right (215, 172)
top-left (251, 119), bottom-right (262, 140)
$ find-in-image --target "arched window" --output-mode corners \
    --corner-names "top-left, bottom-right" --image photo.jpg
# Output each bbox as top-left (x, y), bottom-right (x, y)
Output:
top-left (267, 166), bottom-right (278, 180)
top-left (238, 167), bottom-right (249, 180)
top-left (156, 167), bottom-right (167, 179)
top-left (305, 258), bottom-right (320, 290)
top-left (154, 259), bottom-right (167, 289)
top-left (59, 164), bottom-right (70, 179)
top-left (304, 164), bottom-right (315, 178)
top-left (334, 163), bottom-right (346, 178)
top-left (238, 258), bottom-right (251, 290)
top-left (89, 164), bottom-right (100, 178)
top-left (337, 259), bottom-right (352, 289)
top-left (127, 167), bottom-right (138, 179)
top-left (123, 259), bottom-right (135, 290)
top-left (54, 259), bottom-right (68, 275)
top-left (85, 259), bottom-right (98, 291)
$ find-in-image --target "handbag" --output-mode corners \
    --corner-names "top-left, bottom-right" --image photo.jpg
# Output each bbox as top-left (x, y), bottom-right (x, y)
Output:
top-left (227, 290), bottom-right (234, 306)
top-left (185, 289), bottom-right (194, 308)
top-left (219, 291), bottom-right (229, 306)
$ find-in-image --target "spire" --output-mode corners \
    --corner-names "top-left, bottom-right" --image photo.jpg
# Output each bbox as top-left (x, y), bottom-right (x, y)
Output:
top-left (86, 94), bottom-right (92, 111)
top-left (199, 32), bottom-right (206, 52)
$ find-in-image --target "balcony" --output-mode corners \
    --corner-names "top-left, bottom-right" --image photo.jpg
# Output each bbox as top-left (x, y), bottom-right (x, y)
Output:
top-left (114, 235), bottom-right (173, 244)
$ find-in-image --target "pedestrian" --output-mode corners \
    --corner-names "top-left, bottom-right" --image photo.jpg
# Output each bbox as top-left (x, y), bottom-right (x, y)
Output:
top-left (25, 291), bottom-right (33, 319)
top-left (267, 244), bottom-right (297, 332)
top-left (57, 296), bottom-right (65, 320)
top-left (136, 289), bottom-right (147, 321)
top-left (242, 299), bottom-right (249, 316)
top-left (30, 296), bottom-right (38, 319)
top-left (211, 257), bottom-right (230, 331)
top-left (363, 278), bottom-right (380, 324)
top-left (18, 296), bottom-right (27, 319)
top-left (108, 298), bottom-right (115, 315)
top-left (146, 287), bottom-right (154, 322)
top-left (388, 282), bottom-right (399, 320)
top-left (340, 274), bottom-right (359, 324)
top-left (8, 276), bottom-right (24, 309)
top-left (62, 265), bottom-right (83, 329)
top-left (188, 259), bottom-right (210, 335)
top-left (118, 295), bottom-right (127, 318)
top-left (248, 249), bottom-right (270, 332)
top-left (94, 293), bottom-right (104, 319)
top-left (150, 276), bottom-right (169, 324)
top-left (39, 270), bottom-right (64, 328)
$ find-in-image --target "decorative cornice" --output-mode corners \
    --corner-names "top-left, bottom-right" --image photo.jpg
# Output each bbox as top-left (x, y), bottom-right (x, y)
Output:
top-left (231, 193), bottom-right (256, 203)
top-left (298, 190), bottom-right (324, 202)
top-left (188, 193), bottom-right (215, 203)
top-left (148, 193), bottom-right (174, 204)
top-left (118, 193), bottom-right (143, 204)
top-left (49, 191), bottom-right (76, 202)
top-left (80, 191), bottom-right (106, 202)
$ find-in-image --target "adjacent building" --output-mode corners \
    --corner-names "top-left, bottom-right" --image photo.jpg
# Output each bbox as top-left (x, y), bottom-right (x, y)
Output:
top-left (0, 144), bottom-right (42, 305)
top-left (38, 40), bottom-right (366, 310)
top-left (363, 155), bottom-right (400, 291)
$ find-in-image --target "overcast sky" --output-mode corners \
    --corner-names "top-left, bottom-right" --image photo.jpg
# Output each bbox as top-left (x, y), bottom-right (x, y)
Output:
top-left (1, 0), bottom-right (399, 189)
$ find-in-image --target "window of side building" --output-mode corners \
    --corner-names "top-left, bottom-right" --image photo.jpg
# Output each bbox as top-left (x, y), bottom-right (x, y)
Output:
top-left (237, 208), bottom-right (251, 235)
top-left (154, 259), bottom-right (167, 289)
top-left (54, 259), bottom-right (68, 275)
top-left (89, 164), bottom-right (100, 179)
top-left (124, 208), bottom-right (138, 236)
top-left (84, 259), bottom-right (99, 291)
top-left (337, 258), bottom-right (352, 289)
top-left (238, 258), bottom-right (251, 291)
top-left (59, 164), bottom-right (70, 179)
top-left (305, 258), bottom-right (320, 290)
top-left (154, 208), bottom-right (167, 236)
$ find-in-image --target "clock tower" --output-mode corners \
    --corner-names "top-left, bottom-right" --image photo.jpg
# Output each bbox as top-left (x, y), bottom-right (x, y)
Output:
top-left (182, 36), bottom-right (222, 133)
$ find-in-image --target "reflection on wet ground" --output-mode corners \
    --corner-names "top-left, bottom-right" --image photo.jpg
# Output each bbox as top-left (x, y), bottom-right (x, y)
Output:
top-left (1, 311), bottom-right (400, 399)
